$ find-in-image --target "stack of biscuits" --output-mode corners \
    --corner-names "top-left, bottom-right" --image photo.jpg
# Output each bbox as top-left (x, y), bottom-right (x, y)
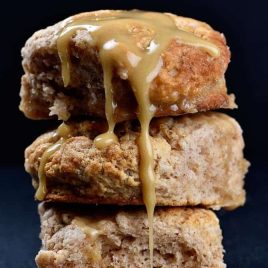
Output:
top-left (20, 10), bottom-right (249, 267)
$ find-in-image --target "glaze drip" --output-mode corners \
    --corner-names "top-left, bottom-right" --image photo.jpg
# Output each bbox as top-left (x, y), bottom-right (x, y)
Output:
top-left (56, 10), bottom-right (219, 267)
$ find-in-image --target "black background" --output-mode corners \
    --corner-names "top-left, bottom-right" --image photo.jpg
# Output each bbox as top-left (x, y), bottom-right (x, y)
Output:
top-left (0, 0), bottom-right (267, 267)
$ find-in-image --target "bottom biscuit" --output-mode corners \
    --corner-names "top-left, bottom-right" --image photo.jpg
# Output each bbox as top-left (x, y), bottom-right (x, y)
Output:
top-left (36, 203), bottom-right (225, 268)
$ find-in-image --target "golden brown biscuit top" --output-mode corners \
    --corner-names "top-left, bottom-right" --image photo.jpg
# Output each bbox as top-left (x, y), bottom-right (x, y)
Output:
top-left (21, 10), bottom-right (234, 122)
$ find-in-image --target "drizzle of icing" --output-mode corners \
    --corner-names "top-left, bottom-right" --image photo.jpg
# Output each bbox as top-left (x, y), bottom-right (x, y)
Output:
top-left (35, 123), bottom-right (71, 201)
top-left (72, 217), bottom-right (103, 263)
top-left (73, 217), bottom-right (102, 240)
top-left (56, 10), bottom-right (220, 267)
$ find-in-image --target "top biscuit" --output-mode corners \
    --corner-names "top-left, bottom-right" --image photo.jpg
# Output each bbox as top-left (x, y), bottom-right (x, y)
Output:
top-left (20, 10), bottom-right (235, 121)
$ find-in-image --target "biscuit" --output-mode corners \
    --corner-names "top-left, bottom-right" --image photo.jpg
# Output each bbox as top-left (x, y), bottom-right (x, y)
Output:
top-left (25, 112), bottom-right (249, 209)
top-left (20, 10), bottom-right (235, 121)
top-left (36, 203), bottom-right (225, 268)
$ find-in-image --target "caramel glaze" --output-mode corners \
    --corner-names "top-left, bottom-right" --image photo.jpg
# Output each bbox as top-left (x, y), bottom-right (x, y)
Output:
top-left (35, 123), bottom-right (71, 201)
top-left (47, 10), bottom-right (221, 267)
top-left (72, 217), bottom-right (102, 263)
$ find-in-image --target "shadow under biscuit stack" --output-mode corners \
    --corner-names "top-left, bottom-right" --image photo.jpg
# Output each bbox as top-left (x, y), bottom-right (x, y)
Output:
top-left (20, 10), bottom-right (249, 267)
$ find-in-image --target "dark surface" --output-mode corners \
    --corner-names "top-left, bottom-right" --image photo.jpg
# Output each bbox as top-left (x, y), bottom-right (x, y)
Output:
top-left (0, 0), bottom-right (267, 267)
top-left (0, 165), bottom-right (267, 268)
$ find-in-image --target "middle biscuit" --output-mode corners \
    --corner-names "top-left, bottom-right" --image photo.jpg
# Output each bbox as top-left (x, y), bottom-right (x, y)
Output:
top-left (25, 112), bottom-right (249, 209)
